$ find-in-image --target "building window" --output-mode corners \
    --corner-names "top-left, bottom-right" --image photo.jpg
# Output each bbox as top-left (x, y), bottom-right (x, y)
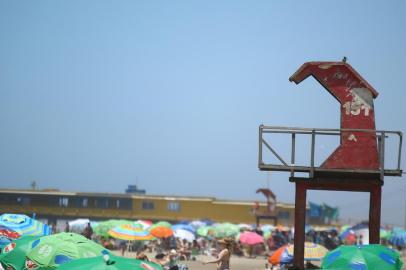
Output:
top-left (16, 197), bottom-right (23, 204)
top-left (82, 198), bottom-right (88, 208)
top-left (100, 198), bottom-right (109, 208)
top-left (59, 197), bottom-right (69, 207)
top-left (167, 201), bottom-right (180, 212)
top-left (278, 211), bottom-right (290, 220)
top-left (22, 197), bottom-right (30, 206)
top-left (142, 201), bottom-right (154, 210)
top-left (116, 200), bottom-right (120, 208)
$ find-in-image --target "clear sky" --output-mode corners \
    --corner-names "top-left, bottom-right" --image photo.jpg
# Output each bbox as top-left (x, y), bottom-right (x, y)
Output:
top-left (1, 1), bottom-right (405, 226)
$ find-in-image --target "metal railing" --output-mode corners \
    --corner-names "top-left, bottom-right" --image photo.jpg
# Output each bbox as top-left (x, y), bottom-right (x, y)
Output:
top-left (258, 125), bottom-right (403, 179)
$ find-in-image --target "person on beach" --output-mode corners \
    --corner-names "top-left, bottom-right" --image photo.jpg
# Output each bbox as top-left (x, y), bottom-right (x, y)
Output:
top-left (203, 238), bottom-right (232, 270)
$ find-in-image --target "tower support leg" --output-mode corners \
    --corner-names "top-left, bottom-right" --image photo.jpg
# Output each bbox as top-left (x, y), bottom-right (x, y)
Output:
top-left (369, 185), bottom-right (382, 244)
top-left (293, 182), bottom-right (306, 270)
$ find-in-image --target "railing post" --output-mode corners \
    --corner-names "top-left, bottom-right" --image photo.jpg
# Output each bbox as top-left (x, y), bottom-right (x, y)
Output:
top-left (310, 130), bottom-right (316, 178)
top-left (291, 133), bottom-right (296, 177)
top-left (259, 125), bottom-right (263, 167)
top-left (380, 132), bottom-right (385, 181)
top-left (398, 132), bottom-right (403, 172)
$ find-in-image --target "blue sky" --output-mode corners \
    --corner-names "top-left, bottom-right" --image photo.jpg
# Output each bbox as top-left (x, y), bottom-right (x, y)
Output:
top-left (1, 1), bottom-right (405, 226)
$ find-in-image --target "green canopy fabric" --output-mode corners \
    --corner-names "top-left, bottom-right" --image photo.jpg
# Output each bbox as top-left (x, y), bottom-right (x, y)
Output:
top-left (196, 226), bottom-right (212, 237)
top-left (57, 254), bottom-right (163, 270)
top-left (0, 236), bottom-right (39, 270)
top-left (149, 221), bottom-right (171, 231)
top-left (380, 229), bottom-right (392, 240)
top-left (26, 232), bottom-right (107, 269)
top-left (212, 223), bottom-right (239, 238)
top-left (321, 244), bottom-right (403, 270)
top-left (93, 220), bottom-right (133, 237)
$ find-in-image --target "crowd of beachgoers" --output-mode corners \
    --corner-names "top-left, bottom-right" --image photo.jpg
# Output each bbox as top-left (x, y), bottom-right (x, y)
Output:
top-left (0, 214), bottom-right (405, 270)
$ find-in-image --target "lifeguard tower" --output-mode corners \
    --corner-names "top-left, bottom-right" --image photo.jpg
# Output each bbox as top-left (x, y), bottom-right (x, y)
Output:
top-left (258, 60), bottom-right (403, 269)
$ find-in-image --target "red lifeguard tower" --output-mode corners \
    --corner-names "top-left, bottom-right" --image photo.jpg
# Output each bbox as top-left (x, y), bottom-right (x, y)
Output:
top-left (255, 188), bottom-right (278, 226)
top-left (258, 60), bottom-right (403, 269)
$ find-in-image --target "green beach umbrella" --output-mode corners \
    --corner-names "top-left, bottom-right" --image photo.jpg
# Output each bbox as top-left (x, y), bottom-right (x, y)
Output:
top-left (149, 221), bottom-right (171, 231)
top-left (380, 229), bottom-right (392, 240)
top-left (94, 220), bottom-right (132, 238)
top-left (57, 254), bottom-right (163, 270)
top-left (0, 236), bottom-right (39, 270)
top-left (263, 230), bottom-right (272, 240)
top-left (26, 232), bottom-right (107, 269)
top-left (212, 223), bottom-right (239, 238)
top-left (321, 244), bottom-right (403, 270)
top-left (196, 226), bottom-right (212, 237)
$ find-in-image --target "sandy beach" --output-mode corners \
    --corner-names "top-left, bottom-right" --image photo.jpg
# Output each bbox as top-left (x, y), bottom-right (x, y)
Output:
top-left (114, 251), bottom-right (406, 270)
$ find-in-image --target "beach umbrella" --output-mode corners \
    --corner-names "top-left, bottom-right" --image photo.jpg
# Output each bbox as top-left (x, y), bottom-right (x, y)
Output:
top-left (0, 236), bottom-right (39, 270)
top-left (286, 242), bottom-right (328, 261)
top-left (150, 226), bottom-right (173, 238)
top-left (212, 223), bottom-right (239, 238)
top-left (135, 220), bottom-right (153, 230)
top-left (260, 224), bottom-right (275, 232)
top-left (94, 220), bottom-right (132, 238)
top-left (0, 229), bottom-right (20, 249)
top-left (174, 229), bottom-right (195, 242)
top-left (171, 224), bottom-right (195, 233)
top-left (321, 244), bottom-right (403, 270)
top-left (26, 232), bottom-right (108, 269)
top-left (380, 229), bottom-right (392, 240)
top-left (150, 221), bottom-right (171, 230)
top-left (268, 245), bottom-right (293, 265)
top-left (189, 220), bottom-right (206, 229)
top-left (389, 231), bottom-right (406, 247)
top-left (340, 229), bottom-right (357, 244)
top-left (108, 225), bottom-right (154, 241)
top-left (196, 226), bottom-right (212, 237)
top-left (58, 253), bottom-right (162, 270)
top-left (238, 223), bottom-right (253, 231)
top-left (0, 214), bottom-right (51, 236)
top-left (340, 225), bottom-right (352, 233)
top-left (263, 230), bottom-right (272, 240)
top-left (239, 231), bottom-right (264, 246)
top-left (68, 219), bottom-right (90, 233)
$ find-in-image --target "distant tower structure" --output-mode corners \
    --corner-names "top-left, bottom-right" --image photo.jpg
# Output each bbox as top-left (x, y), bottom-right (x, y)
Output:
top-left (125, 185), bottom-right (146, 194)
top-left (30, 181), bottom-right (37, 190)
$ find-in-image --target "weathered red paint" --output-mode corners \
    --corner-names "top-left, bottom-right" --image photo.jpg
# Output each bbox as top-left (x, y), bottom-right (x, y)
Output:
top-left (289, 62), bottom-right (379, 170)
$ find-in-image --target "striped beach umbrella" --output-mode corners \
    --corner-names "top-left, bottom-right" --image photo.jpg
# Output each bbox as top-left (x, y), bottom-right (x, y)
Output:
top-left (108, 225), bottom-right (154, 241)
top-left (322, 244), bottom-right (403, 270)
top-left (0, 214), bottom-right (51, 236)
top-left (286, 242), bottom-right (328, 261)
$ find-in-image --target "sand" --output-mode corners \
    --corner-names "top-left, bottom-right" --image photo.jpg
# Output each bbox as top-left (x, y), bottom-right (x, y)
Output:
top-left (114, 250), bottom-right (406, 270)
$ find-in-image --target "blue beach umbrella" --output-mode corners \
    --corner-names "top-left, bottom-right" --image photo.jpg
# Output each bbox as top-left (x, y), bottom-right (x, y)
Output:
top-left (171, 224), bottom-right (195, 233)
top-left (0, 214), bottom-right (51, 236)
top-left (389, 231), bottom-right (406, 247)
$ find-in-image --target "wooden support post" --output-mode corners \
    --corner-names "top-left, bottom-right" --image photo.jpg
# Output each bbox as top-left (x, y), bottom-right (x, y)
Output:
top-left (294, 182), bottom-right (306, 270)
top-left (369, 185), bottom-right (382, 244)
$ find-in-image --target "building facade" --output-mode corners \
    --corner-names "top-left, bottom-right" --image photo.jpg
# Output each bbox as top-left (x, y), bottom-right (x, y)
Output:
top-left (0, 188), bottom-right (297, 225)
